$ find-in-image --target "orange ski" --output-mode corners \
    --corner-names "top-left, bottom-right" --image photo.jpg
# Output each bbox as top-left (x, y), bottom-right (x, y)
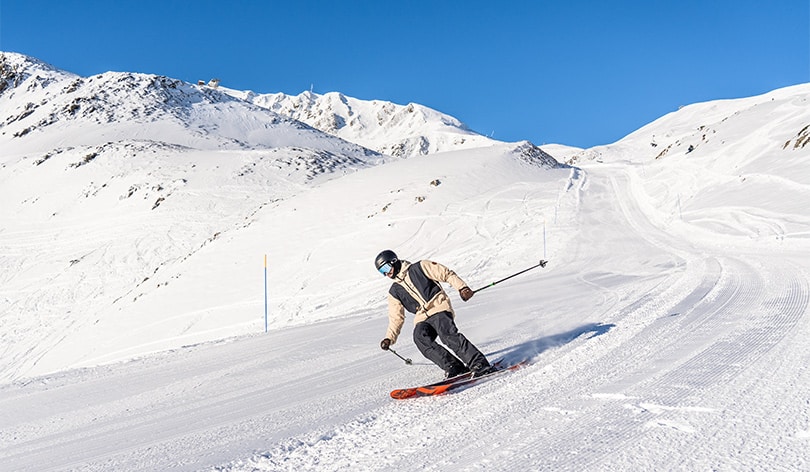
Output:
top-left (390, 360), bottom-right (526, 400)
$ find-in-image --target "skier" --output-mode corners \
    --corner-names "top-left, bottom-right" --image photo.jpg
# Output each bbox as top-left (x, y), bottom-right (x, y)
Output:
top-left (375, 249), bottom-right (495, 378)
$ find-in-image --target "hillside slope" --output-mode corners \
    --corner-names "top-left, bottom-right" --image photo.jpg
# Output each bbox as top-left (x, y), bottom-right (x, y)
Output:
top-left (568, 83), bottom-right (810, 245)
top-left (0, 52), bottom-right (385, 381)
top-left (0, 52), bottom-right (558, 382)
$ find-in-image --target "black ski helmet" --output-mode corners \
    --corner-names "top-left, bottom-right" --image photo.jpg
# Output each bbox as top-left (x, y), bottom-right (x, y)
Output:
top-left (375, 249), bottom-right (400, 275)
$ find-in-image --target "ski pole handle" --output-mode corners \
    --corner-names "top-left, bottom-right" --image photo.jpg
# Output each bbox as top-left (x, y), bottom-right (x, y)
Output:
top-left (389, 348), bottom-right (413, 365)
top-left (473, 260), bottom-right (547, 294)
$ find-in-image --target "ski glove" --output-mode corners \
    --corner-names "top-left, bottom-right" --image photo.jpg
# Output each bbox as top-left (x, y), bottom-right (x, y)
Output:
top-left (380, 338), bottom-right (392, 350)
top-left (460, 287), bottom-right (474, 301)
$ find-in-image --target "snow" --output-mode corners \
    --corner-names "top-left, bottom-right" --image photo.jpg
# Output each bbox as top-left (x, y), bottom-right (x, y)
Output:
top-left (1, 51), bottom-right (809, 471)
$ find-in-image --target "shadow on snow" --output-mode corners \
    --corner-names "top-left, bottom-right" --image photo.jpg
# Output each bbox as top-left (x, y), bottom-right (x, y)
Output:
top-left (487, 322), bottom-right (616, 365)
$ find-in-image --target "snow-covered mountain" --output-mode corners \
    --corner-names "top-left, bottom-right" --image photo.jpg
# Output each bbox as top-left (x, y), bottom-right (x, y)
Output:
top-left (0, 51), bottom-right (558, 382)
top-left (223, 88), bottom-right (499, 157)
top-left (0, 52), bottom-right (380, 157)
top-left (1, 51), bottom-right (809, 471)
top-left (566, 83), bottom-right (810, 243)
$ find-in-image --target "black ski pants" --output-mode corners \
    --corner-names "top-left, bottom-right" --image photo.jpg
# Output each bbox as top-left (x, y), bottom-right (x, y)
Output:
top-left (413, 311), bottom-right (488, 373)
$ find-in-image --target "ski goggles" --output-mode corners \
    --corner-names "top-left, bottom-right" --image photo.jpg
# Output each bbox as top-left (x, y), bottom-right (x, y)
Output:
top-left (378, 262), bottom-right (394, 276)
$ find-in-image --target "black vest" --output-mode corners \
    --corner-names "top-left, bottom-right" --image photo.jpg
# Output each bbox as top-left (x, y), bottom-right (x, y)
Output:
top-left (389, 261), bottom-right (442, 314)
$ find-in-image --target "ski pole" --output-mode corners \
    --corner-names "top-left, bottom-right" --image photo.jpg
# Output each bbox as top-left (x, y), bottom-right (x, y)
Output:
top-left (389, 348), bottom-right (413, 365)
top-left (473, 260), bottom-right (547, 294)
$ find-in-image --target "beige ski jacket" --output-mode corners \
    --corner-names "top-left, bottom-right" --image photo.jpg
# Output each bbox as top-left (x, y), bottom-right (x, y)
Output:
top-left (384, 259), bottom-right (469, 344)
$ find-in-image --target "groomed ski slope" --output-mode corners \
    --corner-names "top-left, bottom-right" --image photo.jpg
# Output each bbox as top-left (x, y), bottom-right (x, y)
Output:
top-left (1, 69), bottom-right (809, 470)
top-left (1, 151), bottom-right (808, 471)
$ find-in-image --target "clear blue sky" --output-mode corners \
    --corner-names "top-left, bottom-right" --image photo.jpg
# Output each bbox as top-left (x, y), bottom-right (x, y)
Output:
top-left (2, 0), bottom-right (808, 148)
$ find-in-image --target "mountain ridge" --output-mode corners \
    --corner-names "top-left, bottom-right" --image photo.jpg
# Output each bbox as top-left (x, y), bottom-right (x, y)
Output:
top-left (2, 51), bottom-right (511, 160)
top-left (224, 88), bottom-right (499, 157)
top-left (0, 52), bottom-right (381, 161)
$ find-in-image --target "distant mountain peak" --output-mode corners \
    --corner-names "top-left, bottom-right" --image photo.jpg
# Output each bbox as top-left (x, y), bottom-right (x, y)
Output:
top-left (222, 88), bottom-right (498, 157)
